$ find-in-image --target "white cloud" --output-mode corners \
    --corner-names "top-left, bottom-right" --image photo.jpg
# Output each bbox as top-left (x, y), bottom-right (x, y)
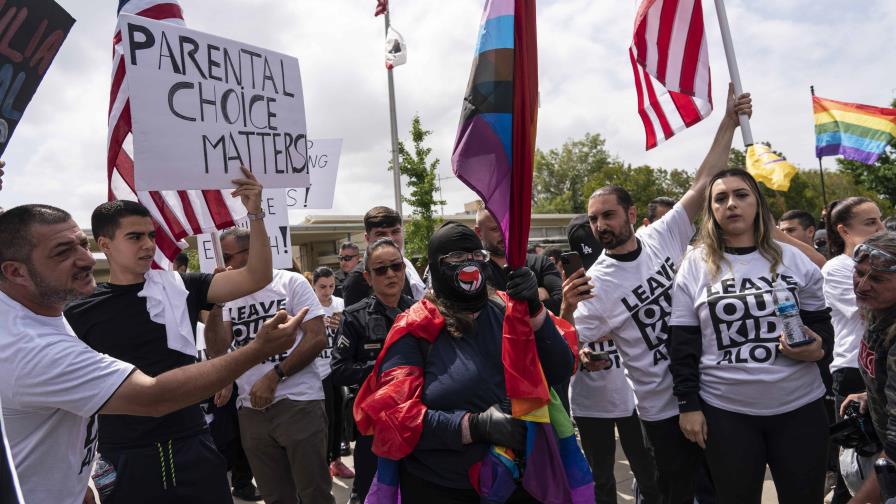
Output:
top-left (1, 0), bottom-right (893, 226)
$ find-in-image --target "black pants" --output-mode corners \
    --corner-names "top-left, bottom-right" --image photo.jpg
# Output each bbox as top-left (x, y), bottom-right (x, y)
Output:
top-left (702, 398), bottom-right (828, 504)
top-left (576, 413), bottom-right (661, 504)
top-left (832, 367), bottom-right (867, 504)
top-left (398, 464), bottom-right (538, 503)
top-left (352, 434), bottom-right (377, 500)
top-left (641, 415), bottom-right (713, 504)
top-left (322, 374), bottom-right (345, 462)
top-left (102, 431), bottom-right (231, 504)
top-left (207, 385), bottom-right (254, 491)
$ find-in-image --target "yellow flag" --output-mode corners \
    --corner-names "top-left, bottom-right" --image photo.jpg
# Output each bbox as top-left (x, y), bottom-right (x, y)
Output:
top-left (746, 144), bottom-right (798, 191)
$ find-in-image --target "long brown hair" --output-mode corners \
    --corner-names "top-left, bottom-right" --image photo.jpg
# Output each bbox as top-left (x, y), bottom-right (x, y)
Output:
top-left (696, 169), bottom-right (782, 280)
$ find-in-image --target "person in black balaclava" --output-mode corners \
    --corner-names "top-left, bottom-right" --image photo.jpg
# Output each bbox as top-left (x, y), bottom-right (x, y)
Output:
top-left (365, 221), bottom-right (575, 502)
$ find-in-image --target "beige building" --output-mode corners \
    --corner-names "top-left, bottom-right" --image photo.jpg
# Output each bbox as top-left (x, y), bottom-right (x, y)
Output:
top-left (90, 203), bottom-right (579, 279)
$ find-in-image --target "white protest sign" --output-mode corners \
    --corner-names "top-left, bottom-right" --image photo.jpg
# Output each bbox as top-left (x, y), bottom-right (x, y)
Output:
top-left (285, 138), bottom-right (342, 209)
top-left (197, 189), bottom-right (292, 272)
top-left (118, 13), bottom-right (310, 191)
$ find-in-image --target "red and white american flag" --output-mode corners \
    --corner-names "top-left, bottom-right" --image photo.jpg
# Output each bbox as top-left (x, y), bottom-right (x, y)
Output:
top-left (109, 0), bottom-right (244, 269)
top-left (629, 0), bottom-right (712, 150)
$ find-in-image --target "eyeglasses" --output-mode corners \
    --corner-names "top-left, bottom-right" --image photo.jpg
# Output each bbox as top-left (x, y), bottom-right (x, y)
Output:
top-left (338, 254), bottom-right (358, 262)
top-left (853, 243), bottom-right (896, 272)
top-left (439, 250), bottom-right (490, 264)
top-left (223, 248), bottom-right (249, 264)
top-left (370, 261), bottom-right (405, 276)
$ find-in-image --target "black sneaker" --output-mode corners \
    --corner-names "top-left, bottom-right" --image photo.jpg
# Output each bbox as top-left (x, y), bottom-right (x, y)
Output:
top-left (232, 484), bottom-right (263, 502)
top-left (340, 441), bottom-right (352, 457)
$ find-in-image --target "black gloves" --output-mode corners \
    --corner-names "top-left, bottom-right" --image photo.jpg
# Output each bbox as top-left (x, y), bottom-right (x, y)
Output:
top-left (469, 405), bottom-right (527, 452)
top-left (506, 266), bottom-right (542, 316)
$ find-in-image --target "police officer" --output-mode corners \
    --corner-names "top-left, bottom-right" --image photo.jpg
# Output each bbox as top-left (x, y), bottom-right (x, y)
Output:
top-left (331, 238), bottom-right (414, 504)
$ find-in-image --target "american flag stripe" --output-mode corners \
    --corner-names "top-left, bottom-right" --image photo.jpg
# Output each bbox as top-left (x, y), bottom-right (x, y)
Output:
top-left (109, 0), bottom-right (240, 268)
top-left (630, 0), bottom-right (712, 150)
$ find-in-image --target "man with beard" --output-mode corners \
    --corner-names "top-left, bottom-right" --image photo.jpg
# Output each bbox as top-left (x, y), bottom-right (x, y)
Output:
top-left (0, 204), bottom-right (304, 504)
top-left (475, 208), bottom-right (563, 316)
top-left (563, 85), bottom-right (752, 503)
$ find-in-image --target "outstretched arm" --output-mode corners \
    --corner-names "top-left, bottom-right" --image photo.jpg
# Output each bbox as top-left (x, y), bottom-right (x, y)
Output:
top-left (680, 83), bottom-right (752, 220)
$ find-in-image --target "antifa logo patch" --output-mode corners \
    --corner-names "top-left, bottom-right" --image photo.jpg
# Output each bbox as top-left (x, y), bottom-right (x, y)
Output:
top-left (455, 265), bottom-right (483, 293)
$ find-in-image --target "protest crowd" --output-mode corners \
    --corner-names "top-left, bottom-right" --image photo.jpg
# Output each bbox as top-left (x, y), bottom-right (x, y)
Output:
top-left (3, 1), bottom-right (896, 504)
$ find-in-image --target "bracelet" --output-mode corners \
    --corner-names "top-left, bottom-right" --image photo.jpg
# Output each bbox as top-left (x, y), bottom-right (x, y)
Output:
top-left (273, 363), bottom-right (288, 382)
top-left (246, 210), bottom-right (266, 221)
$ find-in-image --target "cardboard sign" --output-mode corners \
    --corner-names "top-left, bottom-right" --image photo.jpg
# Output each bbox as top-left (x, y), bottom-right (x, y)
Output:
top-left (118, 13), bottom-right (310, 191)
top-left (0, 0), bottom-right (75, 155)
top-left (197, 189), bottom-right (292, 272)
top-left (285, 138), bottom-right (342, 209)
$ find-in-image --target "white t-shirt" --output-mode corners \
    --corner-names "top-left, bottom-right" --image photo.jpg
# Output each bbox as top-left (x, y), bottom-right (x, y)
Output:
top-left (670, 242), bottom-right (828, 415)
top-left (823, 254), bottom-right (864, 373)
top-left (0, 290), bottom-right (134, 504)
top-left (573, 202), bottom-right (694, 421)
top-left (223, 269), bottom-right (326, 408)
top-left (569, 339), bottom-right (637, 419)
top-left (315, 296), bottom-right (345, 380)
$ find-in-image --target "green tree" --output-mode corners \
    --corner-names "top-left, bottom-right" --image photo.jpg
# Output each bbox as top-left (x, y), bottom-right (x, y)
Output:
top-left (533, 132), bottom-right (617, 214)
top-left (393, 114), bottom-right (445, 261)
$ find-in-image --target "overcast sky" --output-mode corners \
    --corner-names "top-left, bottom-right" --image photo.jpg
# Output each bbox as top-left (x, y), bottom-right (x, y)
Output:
top-left (1, 0), bottom-right (894, 226)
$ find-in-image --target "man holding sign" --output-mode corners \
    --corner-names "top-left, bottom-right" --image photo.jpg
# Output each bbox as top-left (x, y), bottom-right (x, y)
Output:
top-left (64, 167), bottom-right (278, 503)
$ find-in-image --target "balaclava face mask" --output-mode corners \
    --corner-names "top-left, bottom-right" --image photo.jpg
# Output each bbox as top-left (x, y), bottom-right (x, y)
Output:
top-left (427, 221), bottom-right (488, 312)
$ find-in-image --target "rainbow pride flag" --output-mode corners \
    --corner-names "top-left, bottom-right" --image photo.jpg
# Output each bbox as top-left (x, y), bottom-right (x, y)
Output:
top-left (814, 96), bottom-right (896, 165)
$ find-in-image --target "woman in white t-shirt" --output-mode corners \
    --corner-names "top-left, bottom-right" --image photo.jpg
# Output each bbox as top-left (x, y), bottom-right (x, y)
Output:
top-left (311, 267), bottom-right (353, 479)
top-left (668, 169), bottom-right (835, 503)
top-left (823, 197), bottom-right (885, 406)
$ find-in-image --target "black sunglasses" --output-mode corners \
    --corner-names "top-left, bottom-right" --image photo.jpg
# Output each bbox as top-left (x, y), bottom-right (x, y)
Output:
top-left (223, 248), bottom-right (249, 263)
top-left (370, 261), bottom-right (405, 276)
top-left (338, 254), bottom-right (358, 262)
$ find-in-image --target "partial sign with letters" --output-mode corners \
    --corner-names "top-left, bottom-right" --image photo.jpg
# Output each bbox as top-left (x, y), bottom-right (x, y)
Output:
top-left (197, 189), bottom-right (292, 272)
top-left (118, 13), bottom-right (309, 191)
top-left (286, 138), bottom-right (342, 210)
top-left (0, 0), bottom-right (75, 155)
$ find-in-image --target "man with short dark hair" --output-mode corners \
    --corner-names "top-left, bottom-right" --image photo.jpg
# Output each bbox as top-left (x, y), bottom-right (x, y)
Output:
top-left (205, 227), bottom-right (333, 504)
top-left (565, 86), bottom-right (752, 503)
top-left (0, 203), bottom-right (303, 504)
top-left (334, 242), bottom-right (360, 298)
top-left (544, 246), bottom-right (563, 273)
top-left (63, 168), bottom-right (288, 503)
top-left (644, 196), bottom-right (676, 227)
top-left (341, 206), bottom-right (425, 306)
top-left (173, 252), bottom-right (189, 273)
top-left (779, 209), bottom-right (817, 246)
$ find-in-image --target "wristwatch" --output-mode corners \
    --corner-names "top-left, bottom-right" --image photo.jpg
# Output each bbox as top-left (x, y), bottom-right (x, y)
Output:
top-left (273, 363), bottom-right (287, 382)
top-left (246, 209), bottom-right (266, 221)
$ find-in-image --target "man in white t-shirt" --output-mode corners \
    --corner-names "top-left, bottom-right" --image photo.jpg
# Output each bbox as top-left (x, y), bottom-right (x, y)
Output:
top-left (206, 227), bottom-right (335, 504)
top-left (563, 86), bottom-right (752, 503)
top-left (0, 204), bottom-right (303, 504)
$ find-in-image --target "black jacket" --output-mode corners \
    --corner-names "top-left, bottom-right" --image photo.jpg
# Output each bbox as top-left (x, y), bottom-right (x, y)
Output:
top-left (330, 294), bottom-right (415, 388)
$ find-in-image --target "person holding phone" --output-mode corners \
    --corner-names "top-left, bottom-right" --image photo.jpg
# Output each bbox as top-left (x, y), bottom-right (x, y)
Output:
top-left (311, 267), bottom-right (354, 479)
top-left (668, 169), bottom-right (834, 503)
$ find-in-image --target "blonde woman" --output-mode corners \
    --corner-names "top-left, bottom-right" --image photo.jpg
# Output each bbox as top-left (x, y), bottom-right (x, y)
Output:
top-left (668, 169), bottom-right (835, 503)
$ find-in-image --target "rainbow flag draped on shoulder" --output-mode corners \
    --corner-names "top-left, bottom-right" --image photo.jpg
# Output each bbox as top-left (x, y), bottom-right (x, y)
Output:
top-left (813, 96), bottom-right (896, 165)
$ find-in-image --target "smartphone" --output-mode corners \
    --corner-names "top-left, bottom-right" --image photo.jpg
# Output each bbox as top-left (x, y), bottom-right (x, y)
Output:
top-left (588, 351), bottom-right (611, 362)
top-left (560, 251), bottom-right (584, 279)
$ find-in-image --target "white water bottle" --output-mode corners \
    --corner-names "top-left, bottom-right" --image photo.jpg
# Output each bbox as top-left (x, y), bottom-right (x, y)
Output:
top-left (772, 280), bottom-right (811, 347)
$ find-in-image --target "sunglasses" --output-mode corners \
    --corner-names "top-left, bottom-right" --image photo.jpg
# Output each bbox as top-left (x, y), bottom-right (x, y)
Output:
top-left (338, 254), bottom-right (358, 262)
top-left (853, 243), bottom-right (896, 272)
top-left (223, 248), bottom-right (249, 263)
top-left (370, 261), bottom-right (405, 276)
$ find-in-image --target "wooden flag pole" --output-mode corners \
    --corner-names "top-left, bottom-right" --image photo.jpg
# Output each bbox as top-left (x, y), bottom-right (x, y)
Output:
top-left (810, 85), bottom-right (829, 206)
top-left (714, 0), bottom-right (754, 147)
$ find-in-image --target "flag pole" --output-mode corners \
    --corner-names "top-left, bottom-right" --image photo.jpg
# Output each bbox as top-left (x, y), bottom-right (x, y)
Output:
top-left (810, 85), bottom-right (828, 206)
top-left (713, 0), bottom-right (753, 147)
top-left (384, 9), bottom-right (403, 217)
top-left (210, 231), bottom-right (225, 269)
